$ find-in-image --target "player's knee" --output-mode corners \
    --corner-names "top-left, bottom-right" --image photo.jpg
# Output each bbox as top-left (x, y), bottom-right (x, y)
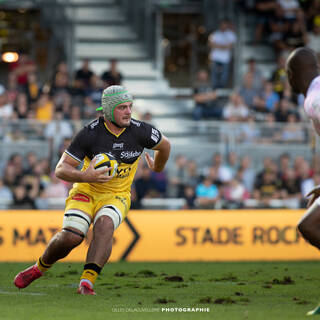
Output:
top-left (94, 215), bottom-right (114, 235)
top-left (94, 206), bottom-right (122, 232)
top-left (61, 228), bottom-right (84, 246)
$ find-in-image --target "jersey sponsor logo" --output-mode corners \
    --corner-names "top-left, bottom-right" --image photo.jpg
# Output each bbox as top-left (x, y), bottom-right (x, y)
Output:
top-left (120, 151), bottom-right (141, 159)
top-left (151, 128), bottom-right (160, 143)
top-left (89, 119), bottom-right (99, 129)
top-left (72, 193), bottom-right (90, 202)
top-left (116, 167), bottom-right (132, 179)
top-left (113, 143), bottom-right (124, 150)
top-left (131, 119), bottom-right (141, 127)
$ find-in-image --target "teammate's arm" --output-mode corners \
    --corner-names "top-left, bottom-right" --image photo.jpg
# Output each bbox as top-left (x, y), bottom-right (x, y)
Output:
top-left (55, 153), bottom-right (112, 183)
top-left (144, 135), bottom-right (171, 172)
top-left (311, 118), bottom-right (320, 137)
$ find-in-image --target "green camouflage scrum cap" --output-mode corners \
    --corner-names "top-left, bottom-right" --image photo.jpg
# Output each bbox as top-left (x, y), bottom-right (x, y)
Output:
top-left (96, 85), bottom-right (133, 122)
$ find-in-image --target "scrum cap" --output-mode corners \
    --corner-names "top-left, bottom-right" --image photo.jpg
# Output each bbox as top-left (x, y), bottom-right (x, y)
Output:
top-left (96, 85), bottom-right (133, 122)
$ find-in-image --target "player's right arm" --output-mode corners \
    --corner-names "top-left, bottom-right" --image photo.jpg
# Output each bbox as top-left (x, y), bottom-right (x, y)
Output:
top-left (55, 121), bottom-right (112, 183)
top-left (55, 153), bottom-right (112, 183)
top-left (311, 118), bottom-right (320, 137)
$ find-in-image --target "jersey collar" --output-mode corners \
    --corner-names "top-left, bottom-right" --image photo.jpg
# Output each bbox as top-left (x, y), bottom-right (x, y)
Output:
top-left (104, 122), bottom-right (126, 138)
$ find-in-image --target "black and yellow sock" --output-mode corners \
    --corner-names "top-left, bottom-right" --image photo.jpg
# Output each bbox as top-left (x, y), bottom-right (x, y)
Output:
top-left (80, 263), bottom-right (102, 287)
top-left (36, 257), bottom-right (52, 273)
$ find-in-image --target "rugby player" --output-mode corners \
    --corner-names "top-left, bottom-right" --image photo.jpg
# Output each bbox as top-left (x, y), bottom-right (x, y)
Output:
top-left (286, 47), bottom-right (320, 315)
top-left (14, 85), bottom-right (171, 295)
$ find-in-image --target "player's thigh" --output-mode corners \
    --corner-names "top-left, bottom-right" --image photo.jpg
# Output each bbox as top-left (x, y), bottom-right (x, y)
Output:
top-left (94, 194), bottom-right (130, 230)
top-left (64, 190), bottom-right (95, 235)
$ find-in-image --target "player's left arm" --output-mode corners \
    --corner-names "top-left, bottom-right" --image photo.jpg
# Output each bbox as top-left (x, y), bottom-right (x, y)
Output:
top-left (145, 135), bottom-right (171, 172)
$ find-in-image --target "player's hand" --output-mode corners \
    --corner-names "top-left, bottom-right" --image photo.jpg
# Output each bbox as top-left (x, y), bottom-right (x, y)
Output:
top-left (306, 185), bottom-right (320, 207)
top-left (83, 157), bottom-right (113, 183)
top-left (145, 152), bottom-right (155, 171)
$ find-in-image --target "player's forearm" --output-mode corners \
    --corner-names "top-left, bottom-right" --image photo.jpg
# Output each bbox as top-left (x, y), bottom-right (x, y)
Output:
top-left (55, 162), bottom-right (85, 182)
top-left (153, 141), bottom-right (171, 172)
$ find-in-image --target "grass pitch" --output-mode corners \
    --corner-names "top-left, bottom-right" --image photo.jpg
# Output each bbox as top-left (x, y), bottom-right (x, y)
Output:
top-left (0, 261), bottom-right (319, 319)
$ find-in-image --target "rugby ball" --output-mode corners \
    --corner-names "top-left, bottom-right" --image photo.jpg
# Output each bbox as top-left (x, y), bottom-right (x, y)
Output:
top-left (94, 153), bottom-right (118, 178)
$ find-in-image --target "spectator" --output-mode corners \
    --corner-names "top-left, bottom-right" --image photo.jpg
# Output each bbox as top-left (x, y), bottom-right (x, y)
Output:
top-left (254, 0), bottom-right (278, 42)
top-left (11, 175), bottom-right (42, 209)
top-left (185, 160), bottom-right (200, 188)
top-left (7, 72), bottom-right (19, 104)
top-left (223, 91), bottom-right (249, 121)
top-left (195, 176), bottom-right (219, 209)
top-left (280, 112), bottom-right (305, 142)
top-left (242, 58), bottom-right (265, 92)
top-left (277, 0), bottom-right (301, 21)
top-left (9, 52), bottom-right (36, 87)
top-left (14, 93), bottom-right (29, 119)
top-left (274, 98), bottom-right (294, 122)
top-left (101, 59), bottom-right (123, 87)
top-left (205, 153), bottom-right (234, 183)
top-left (24, 72), bottom-right (41, 105)
top-left (85, 74), bottom-right (103, 108)
top-left (35, 93), bottom-right (54, 122)
top-left (307, 20), bottom-right (320, 59)
top-left (270, 55), bottom-right (287, 98)
top-left (268, 5), bottom-right (288, 54)
top-left (23, 151), bottom-right (38, 175)
top-left (279, 167), bottom-right (301, 204)
top-left (50, 71), bottom-right (71, 98)
top-left (236, 115), bottom-right (260, 143)
top-left (239, 73), bottom-right (261, 109)
top-left (44, 110), bottom-right (73, 158)
top-left (223, 178), bottom-right (250, 208)
top-left (182, 185), bottom-right (196, 209)
top-left (43, 173), bottom-right (69, 199)
top-left (151, 170), bottom-right (168, 196)
top-left (0, 85), bottom-right (13, 119)
top-left (253, 81), bottom-right (280, 114)
top-left (253, 170), bottom-right (281, 206)
top-left (74, 59), bottom-right (94, 89)
top-left (134, 165), bottom-right (161, 206)
top-left (283, 19), bottom-right (308, 51)
top-left (208, 19), bottom-right (237, 88)
top-left (192, 69), bottom-right (220, 120)
top-left (238, 155), bottom-right (256, 192)
top-left (83, 96), bottom-right (97, 120)
top-left (0, 177), bottom-right (13, 208)
top-left (168, 155), bottom-right (188, 197)
top-left (259, 113), bottom-right (278, 143)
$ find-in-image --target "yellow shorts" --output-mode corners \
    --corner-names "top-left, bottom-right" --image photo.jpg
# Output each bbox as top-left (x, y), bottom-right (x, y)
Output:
top-left (65, 187), bottom-right (131, 226)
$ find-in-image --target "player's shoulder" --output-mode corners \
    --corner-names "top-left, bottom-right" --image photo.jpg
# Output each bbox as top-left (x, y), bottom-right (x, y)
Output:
top-left (85, 117), bottom-right (104, 131)
top-left (130, 118), bottom-right (143, 128)
top-left (130, 118), bottom-right (160, 132)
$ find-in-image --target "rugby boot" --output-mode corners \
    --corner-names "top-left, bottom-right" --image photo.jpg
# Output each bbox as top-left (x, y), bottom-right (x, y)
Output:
top-left (14, 265), bottom-right (43, 289)
top-left (77, 282), bottom-right (96, 295)
top-left (307, 304), bottom-right (320, 315)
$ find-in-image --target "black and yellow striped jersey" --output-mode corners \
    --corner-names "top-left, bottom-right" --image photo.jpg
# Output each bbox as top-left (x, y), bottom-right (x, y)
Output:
top-left (65, 117), bottom-right (162, 194)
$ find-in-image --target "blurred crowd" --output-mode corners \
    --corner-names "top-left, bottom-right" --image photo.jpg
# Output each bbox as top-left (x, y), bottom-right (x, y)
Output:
top-left (131, 151), bottom-right (320, 210)
top-left (1, 55), bottom-right (123, 122)
top-left (1, 148), bottom-right (318, 210)
top-left (194, 0), bottom-right (320, 126)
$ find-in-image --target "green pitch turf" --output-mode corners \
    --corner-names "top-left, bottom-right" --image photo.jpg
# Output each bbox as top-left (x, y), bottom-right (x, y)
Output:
top-left (1, 261), bottom-right (320, 319)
